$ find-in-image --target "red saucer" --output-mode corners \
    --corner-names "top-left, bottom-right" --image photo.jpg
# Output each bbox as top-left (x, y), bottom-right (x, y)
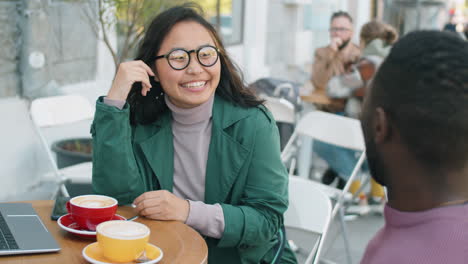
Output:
top-left (57, 214), bottom-right (126, 239)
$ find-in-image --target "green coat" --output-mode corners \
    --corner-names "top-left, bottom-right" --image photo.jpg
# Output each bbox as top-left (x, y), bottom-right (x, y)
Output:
top-left (91, 95), bottom-right (297, 263)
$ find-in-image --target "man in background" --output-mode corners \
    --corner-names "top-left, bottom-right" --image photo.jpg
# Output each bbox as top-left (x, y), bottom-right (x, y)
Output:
top-left (311, 11), bottom-right (361, 113)
top-left (360, 30), bottom-right (468, 263)
top-left (310, 11), bottom-right (361, 187)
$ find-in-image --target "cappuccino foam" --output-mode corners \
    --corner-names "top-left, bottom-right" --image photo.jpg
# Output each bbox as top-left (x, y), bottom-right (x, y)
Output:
top-left (98, 221), bottom-right (149, 239)
top-left (71, 195), bottom-right (115, 208)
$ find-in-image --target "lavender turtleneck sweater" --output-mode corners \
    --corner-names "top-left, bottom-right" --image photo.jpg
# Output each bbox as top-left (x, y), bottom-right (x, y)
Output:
top-left (104, 95), bottom-right (225, 238)
top-left (361, 203), bottom-right (468, 264)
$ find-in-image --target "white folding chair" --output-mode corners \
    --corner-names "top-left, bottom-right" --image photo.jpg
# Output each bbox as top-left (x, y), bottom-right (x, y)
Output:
top-left (30, 95), bottom-right (95, 198)
top-left (281, 110), bottom-right (367, 264)
top-left (263, 95), bottom-right (299, 158)
top-left (264, 96), bottom-right (296, 125)
top-left (285, 176), bottom-right (332, 264)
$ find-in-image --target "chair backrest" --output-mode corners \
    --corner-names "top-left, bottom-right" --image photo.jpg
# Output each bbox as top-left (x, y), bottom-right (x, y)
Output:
top-left (295, 111), bottom-right (364, 151)
top-left (30, 95), bottom-right (95, 128)
top-left (29, 95), bottom-right (95, 197)
top-left (285, 176), bottom-right (332, 264)
top-left (281, 110), bottom-right (367, 220)
top-left (263, 96), bottom-right (296, 125)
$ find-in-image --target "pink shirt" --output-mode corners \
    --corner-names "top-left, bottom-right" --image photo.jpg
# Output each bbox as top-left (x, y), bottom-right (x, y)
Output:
top-left (361, 203), bottom-right (468, 264)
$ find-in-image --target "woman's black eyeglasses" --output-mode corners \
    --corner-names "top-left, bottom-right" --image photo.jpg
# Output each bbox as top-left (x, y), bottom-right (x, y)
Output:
top-left (155, 45), bottom-right (220, 70)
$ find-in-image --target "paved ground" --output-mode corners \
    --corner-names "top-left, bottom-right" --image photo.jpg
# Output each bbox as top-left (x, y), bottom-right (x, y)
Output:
top-left (323, 212), bottom-right (384, 264)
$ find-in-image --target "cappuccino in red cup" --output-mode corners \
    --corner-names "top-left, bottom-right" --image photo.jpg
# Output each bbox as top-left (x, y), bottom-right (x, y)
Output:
top-left (66, 194), bottom-right (118, 231)
top-left (71, 195), bottom-right (116, 208)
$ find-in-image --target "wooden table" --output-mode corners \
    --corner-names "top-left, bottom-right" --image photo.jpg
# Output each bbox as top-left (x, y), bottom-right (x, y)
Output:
top-left (2, 201), bottom-right (208, 264)
top-left (300, 90), bottom-right (347, 113)
top-left (300, 90), bottom-right (332, 105)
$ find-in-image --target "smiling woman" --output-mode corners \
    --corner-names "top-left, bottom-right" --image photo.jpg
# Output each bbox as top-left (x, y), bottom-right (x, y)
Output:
top-left (152, 22), bottom-right (221, 109)
top-left (91, 3), bottom-right (297, 264)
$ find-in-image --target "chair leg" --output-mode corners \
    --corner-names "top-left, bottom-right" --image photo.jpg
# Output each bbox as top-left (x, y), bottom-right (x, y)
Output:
top-left (339, 207), bottom-right (353, 264)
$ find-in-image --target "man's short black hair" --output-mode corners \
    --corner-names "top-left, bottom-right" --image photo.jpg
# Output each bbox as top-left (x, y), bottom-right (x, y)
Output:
top-left (370, 30), bottom-right (468, 170)
top-left (330, 11), bottom-right (353, 23)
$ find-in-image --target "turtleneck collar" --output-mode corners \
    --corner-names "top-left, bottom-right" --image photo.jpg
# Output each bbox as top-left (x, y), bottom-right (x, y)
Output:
top-left (165, 94), bottom-right (214, 125)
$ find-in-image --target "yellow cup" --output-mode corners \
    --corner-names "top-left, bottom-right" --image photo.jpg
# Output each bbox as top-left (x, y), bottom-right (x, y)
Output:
top-left (96, 220), bottom-right (150, 263)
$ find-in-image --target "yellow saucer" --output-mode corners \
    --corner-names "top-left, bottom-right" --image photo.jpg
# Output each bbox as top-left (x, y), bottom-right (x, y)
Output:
top-left (82, 242), bottom-right (163, 264)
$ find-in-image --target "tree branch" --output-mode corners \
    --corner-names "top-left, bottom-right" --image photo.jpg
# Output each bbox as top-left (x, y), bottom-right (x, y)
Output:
top-left (80, 0), bottom-right (100, 38)
top-left (98, 0), bottom-right (118, 69)
top-left (126, 30), bottom-right (145, 54)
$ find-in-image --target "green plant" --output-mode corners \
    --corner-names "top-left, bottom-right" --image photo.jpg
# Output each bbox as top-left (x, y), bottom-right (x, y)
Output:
top-left (80, 0), bottom-right (231, 71)
top-left (61, 139), bottom-right (92, 154)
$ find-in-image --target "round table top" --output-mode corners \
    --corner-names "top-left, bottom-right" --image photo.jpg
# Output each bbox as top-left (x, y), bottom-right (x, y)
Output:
top-left (2, 200), bottom-right (208, 264)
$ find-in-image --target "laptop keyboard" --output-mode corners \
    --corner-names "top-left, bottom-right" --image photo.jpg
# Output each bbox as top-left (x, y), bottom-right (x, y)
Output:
top-left (0, 212), bottom-right (19, 250)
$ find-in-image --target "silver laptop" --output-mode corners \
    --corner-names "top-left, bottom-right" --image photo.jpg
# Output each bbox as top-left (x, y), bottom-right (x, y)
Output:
top-left (0, 203), bottom-right (60, 255)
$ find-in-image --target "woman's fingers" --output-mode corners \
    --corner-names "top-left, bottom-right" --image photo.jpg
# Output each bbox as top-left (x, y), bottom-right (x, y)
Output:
top-left (131, 65), bottom-right (153, 97)
top-left (140, 204), bottom-right (164, 217)
top-left (128, 70), bottom-right (151, 96)
top-left (137, 60), bottom-right (155, 77)
top-left (107, 60), bottom-right (155, 100)
top-left (133, 190), bottom-right (184, 221)
top-left (133, 191), bottom-right (158, 207)
top-left (135, 66), bottom-right (153, 88)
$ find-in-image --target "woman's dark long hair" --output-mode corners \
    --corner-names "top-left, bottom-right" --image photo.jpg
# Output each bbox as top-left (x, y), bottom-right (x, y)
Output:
top-left (127, 3), bottom-right (262, 125)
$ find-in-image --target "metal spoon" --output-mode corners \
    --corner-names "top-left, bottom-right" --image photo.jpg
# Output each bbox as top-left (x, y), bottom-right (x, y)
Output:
top-left (135, 249), bottom-right (152, 263)
top-left (126, 215), bottom-right (139, 221)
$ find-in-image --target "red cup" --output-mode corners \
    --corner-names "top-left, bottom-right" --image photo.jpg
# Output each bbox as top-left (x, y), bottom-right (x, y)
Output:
top-left (66, 194), bottom-right (118, 231)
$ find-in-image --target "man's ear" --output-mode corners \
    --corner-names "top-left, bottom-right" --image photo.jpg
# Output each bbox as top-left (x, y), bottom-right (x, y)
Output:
top-left (374, 107), bottom-right (391, 143)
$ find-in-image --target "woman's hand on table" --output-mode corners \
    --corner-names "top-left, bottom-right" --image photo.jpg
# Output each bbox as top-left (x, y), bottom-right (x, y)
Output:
top-left (133, 190), bottom-right (190, 222)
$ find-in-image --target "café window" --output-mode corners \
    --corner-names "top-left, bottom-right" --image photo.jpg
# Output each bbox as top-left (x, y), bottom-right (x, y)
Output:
top-left (198, 0), bottom-right (244, 45)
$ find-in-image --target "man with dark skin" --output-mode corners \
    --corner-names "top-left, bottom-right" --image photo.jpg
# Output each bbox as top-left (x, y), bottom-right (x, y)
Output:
top-left (360, 30), bottom-right (468, 263)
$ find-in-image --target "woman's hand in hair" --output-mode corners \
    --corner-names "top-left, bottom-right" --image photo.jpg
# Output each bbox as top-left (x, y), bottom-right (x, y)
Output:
top-left (132, 190), bottom-right (190, 222)
top-left (107, 60), bottom-right (155, 100)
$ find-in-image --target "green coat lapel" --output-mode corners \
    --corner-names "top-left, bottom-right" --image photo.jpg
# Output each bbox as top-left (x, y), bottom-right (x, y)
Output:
top-left (204, 96), bottom-right (252, 204)
top-left (139, 113), bottom-right (174, 191)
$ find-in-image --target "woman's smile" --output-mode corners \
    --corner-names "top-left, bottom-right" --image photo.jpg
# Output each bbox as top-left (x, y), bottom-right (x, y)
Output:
top-left (180, 80), bottom-right (208, 92)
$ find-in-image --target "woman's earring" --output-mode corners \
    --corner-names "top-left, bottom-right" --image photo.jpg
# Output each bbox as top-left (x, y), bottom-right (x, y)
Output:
top-left (155, 91), bottom-right (164, 100)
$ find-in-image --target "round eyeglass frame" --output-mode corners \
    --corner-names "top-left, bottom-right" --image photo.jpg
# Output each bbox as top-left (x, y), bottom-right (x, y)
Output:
top-left (155, 45), bottom-right (220, 71)
top-left (329, 27), bottom-right (351, 33)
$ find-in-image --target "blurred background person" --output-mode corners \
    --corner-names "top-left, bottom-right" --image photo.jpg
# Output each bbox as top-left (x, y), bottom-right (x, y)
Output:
top-left (310, 11), bottom-right (361, 188)
top-left (347, 20), bottom-right (398, 205)
top-left (311, 11), bottom-right (361, 114)
top-left (317, 20), bottom-right (398, 209)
